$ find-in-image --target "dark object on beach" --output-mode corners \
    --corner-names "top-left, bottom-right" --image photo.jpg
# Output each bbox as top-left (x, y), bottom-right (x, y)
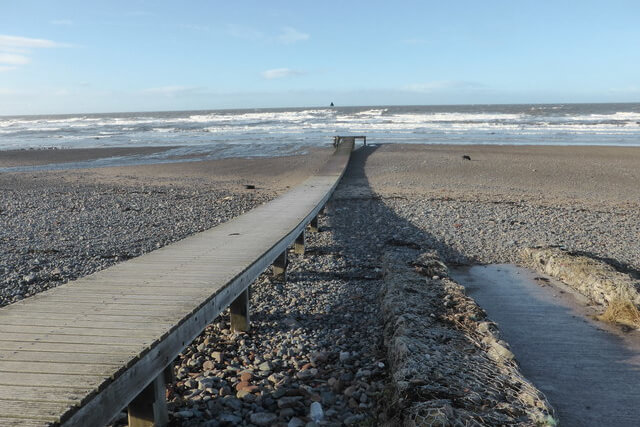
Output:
top-left (244, 184), bottom-right (256, 190)
top-left (330, 102), bottom-right (334, 107)
top-left (462, 155), bottom-right (471, 161)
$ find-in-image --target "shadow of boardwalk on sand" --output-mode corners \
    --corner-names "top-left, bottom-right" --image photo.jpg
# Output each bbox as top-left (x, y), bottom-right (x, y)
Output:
top-left (316, 145), bottom-right (554, 425)
top-left (330, 145), bottom-right (640, 426)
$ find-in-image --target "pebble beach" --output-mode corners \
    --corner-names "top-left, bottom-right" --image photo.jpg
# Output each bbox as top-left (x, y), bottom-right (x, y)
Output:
top-left (1, 143), bottom-right (639, 425)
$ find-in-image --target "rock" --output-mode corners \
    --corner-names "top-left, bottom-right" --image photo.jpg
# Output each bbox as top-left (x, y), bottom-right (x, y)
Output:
top-left (343, 385), bottom-right (357, 397)
top-left (296, 368), bottom-right (317, 380)
top-left (489, 341), bottom-right (515, 361)
top-left (310, 351), bottom-right (329, 365)
top-left (278, 396), bottom-right (303, 408)
top-left (287, 417), bottom-right (305, 427)
top-left (202, 360), bottom-right (216, 371)
top-left (280, 407), bottom-right (295, 418)
top-left (339, 351), bottom-right (350, 363)
top-left (218, 413), bottom-right (242, 424)
top-left (239, 371), bottom-right (252, 382)
top-left (249, 412), bottom-right (277, 426)
top-left (309, 401), bottom-right (324, 422)
top-left (258, 361), bottom-right (271, 372)
top-left (198, 377), bottom-right (216, 390)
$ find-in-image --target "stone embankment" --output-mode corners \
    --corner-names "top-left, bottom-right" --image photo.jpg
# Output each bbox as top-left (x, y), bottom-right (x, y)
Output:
top-left (380, 249), bottom-right (556, 426)
top-left (522, 247), bottom-right (640, 308)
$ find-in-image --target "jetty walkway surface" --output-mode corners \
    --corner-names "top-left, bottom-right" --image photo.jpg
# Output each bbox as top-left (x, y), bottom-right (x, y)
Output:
top-left (0, 140), bottom-right (354, 426)
top-left (452, 264), bottom-right (640, 427)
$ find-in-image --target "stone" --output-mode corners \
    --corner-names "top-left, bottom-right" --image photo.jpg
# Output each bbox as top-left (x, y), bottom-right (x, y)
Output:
top-left (258, 361), bottom-right (272, 372)
top-left (278, 396), bottom-right (303, 408)
top-left (249, 412), bottom-right (277, 426)
top-left (310, 351), bottom-right (329, 365)
top-left (288, 417), bottom-right (305, 427)
top-left (296, 368), bottom-right (317, 380)
top-left (218, 413), bottom-right (242, 424)
top-left (240, 371), bottom-right (253, 382)
top-left (202, 360), bottom-right (216, 371)
top-left (198, 377), bottom-right (217, 390)
top-left (343, 385), bottom-right (357, 397)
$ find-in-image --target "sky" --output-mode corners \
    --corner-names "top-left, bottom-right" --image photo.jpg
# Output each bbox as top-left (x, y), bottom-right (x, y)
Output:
top-left (1, 0), bottom-right (639, 115)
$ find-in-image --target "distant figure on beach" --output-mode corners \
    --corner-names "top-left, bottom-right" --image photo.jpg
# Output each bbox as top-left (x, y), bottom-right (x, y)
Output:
top-left (330, 102), bottom-right (334, 107)
top-left (462, 155), bottom-right (471, 161)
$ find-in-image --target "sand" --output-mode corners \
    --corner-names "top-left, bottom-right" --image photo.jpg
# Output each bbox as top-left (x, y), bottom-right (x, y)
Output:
top-left (0, 146), bottom-right (333, 191)
top-left (2, 143), bottom-right (638, 425)
top-left (357, 144), bottom-right (640, 204)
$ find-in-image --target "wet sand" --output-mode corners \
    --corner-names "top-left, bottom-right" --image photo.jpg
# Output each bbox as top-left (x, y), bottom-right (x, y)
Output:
top-left (361, 144), bottom-right (640, 205)
top-left (0, 146), bottom-right (333, 192)
top-left (451, 264), bottom-right (640, 426)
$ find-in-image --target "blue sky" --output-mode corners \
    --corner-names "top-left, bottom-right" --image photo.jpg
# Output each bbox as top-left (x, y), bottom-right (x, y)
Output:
top-left (1, 0), bottom-right (639, 115)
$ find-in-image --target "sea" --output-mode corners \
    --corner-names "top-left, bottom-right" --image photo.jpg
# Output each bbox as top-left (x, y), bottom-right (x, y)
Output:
top-left (1, 103), bottom-right (639, 169)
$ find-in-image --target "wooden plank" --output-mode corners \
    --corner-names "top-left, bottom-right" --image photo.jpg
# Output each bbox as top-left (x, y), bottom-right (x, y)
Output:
top-left (0, 324), bottom-right (166, 338)
top-left (0, 385), bottom-right (87, 403)
top-left (0, 360), bottom-right (116, 376)
top-left (0, 350), bottom-right (128, 365)
top-left (0, 372), bottom-right (106, 388)
top-left (0, 417), bottom-right (50, 426)
top-left (0, 399), bottom-right (74, 420)
top-left (0, 341), bottom-right (141, 355)
top-left (0, 309), bottom-right (187, 321)
top-left (0, 332), bottom-right (153, 346)
top-left (0, 141), bottom-right (354, 427)
top-left (0, 319), bottom-right (172, 331)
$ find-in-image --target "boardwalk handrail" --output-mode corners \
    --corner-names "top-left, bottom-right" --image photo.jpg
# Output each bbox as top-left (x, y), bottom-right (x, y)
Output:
top-left (0, 139), bottom-right (354, 427)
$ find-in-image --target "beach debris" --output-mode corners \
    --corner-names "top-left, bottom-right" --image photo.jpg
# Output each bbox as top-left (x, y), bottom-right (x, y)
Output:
top-left (244, 184), bottom-right (256, 189)
top-left (462, 155), bottom-right (471, 160)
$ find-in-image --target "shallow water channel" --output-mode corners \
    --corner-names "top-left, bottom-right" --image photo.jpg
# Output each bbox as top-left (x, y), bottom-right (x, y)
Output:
top-left (451, 264), bottom-right (640, 427)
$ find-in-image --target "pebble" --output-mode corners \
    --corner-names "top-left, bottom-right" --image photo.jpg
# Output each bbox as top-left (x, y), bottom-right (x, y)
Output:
top-left (249, 412), bottom-right (277, 426)
top-left (0, 180), bottom-right (272, 307)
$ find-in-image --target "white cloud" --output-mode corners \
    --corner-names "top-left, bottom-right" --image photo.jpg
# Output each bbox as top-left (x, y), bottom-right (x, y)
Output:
top-left (277, 27), bottom-right (309, 44)
top-left (50, 19), bottom-right (73, 26)
top-left (0, 53), bottom-right (30, 65)
top-left (261, 68), bottom-right (307, 79)
top-left (0, 34), bottom-right (70, 72)
top-left (404, 80), bottom-right (484, 92)
top-left (0, 34), bottom-right (66, 49)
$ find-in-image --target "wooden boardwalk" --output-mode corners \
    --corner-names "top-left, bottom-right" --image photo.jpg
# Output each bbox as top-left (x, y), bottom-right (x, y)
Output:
top-left (0, 141), bottom-right (353, 426)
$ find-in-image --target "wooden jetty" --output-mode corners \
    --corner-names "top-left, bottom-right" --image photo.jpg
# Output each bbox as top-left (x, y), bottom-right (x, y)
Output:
top-left (0, 139), bottom-right (354, 426)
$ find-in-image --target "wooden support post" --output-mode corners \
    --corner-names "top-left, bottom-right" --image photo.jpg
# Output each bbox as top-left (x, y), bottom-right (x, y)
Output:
top-left (127, 372), bottom-right (168, 427)
top-left (308, 215), bottom-right (319, 232)
top-left (272, 250), bottom-right (287, 282)
top-left (230, 288), bottom-right (250, 332)
top-left (294, 231), bottom-right (305, 255)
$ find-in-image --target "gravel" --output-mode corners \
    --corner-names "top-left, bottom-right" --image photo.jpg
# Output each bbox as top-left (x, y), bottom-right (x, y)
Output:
top-left (0, 180), bottom-right (273, 307)
top-left (384, 193), bottom-right (640, 274)
top-left (3, 145), bottom-right (638, 426)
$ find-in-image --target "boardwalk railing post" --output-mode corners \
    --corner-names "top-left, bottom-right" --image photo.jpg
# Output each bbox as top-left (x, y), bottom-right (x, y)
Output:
top-left (230, 287), bottom-right (250, 332)
top-left (294, 230), bottom-right (305, 255)
top-left (272, 250), bottom-right (288, 282)
top-left (127, 373), bottom-right (168, 427)
top-left (308, 215), bottom-right (319, 232)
